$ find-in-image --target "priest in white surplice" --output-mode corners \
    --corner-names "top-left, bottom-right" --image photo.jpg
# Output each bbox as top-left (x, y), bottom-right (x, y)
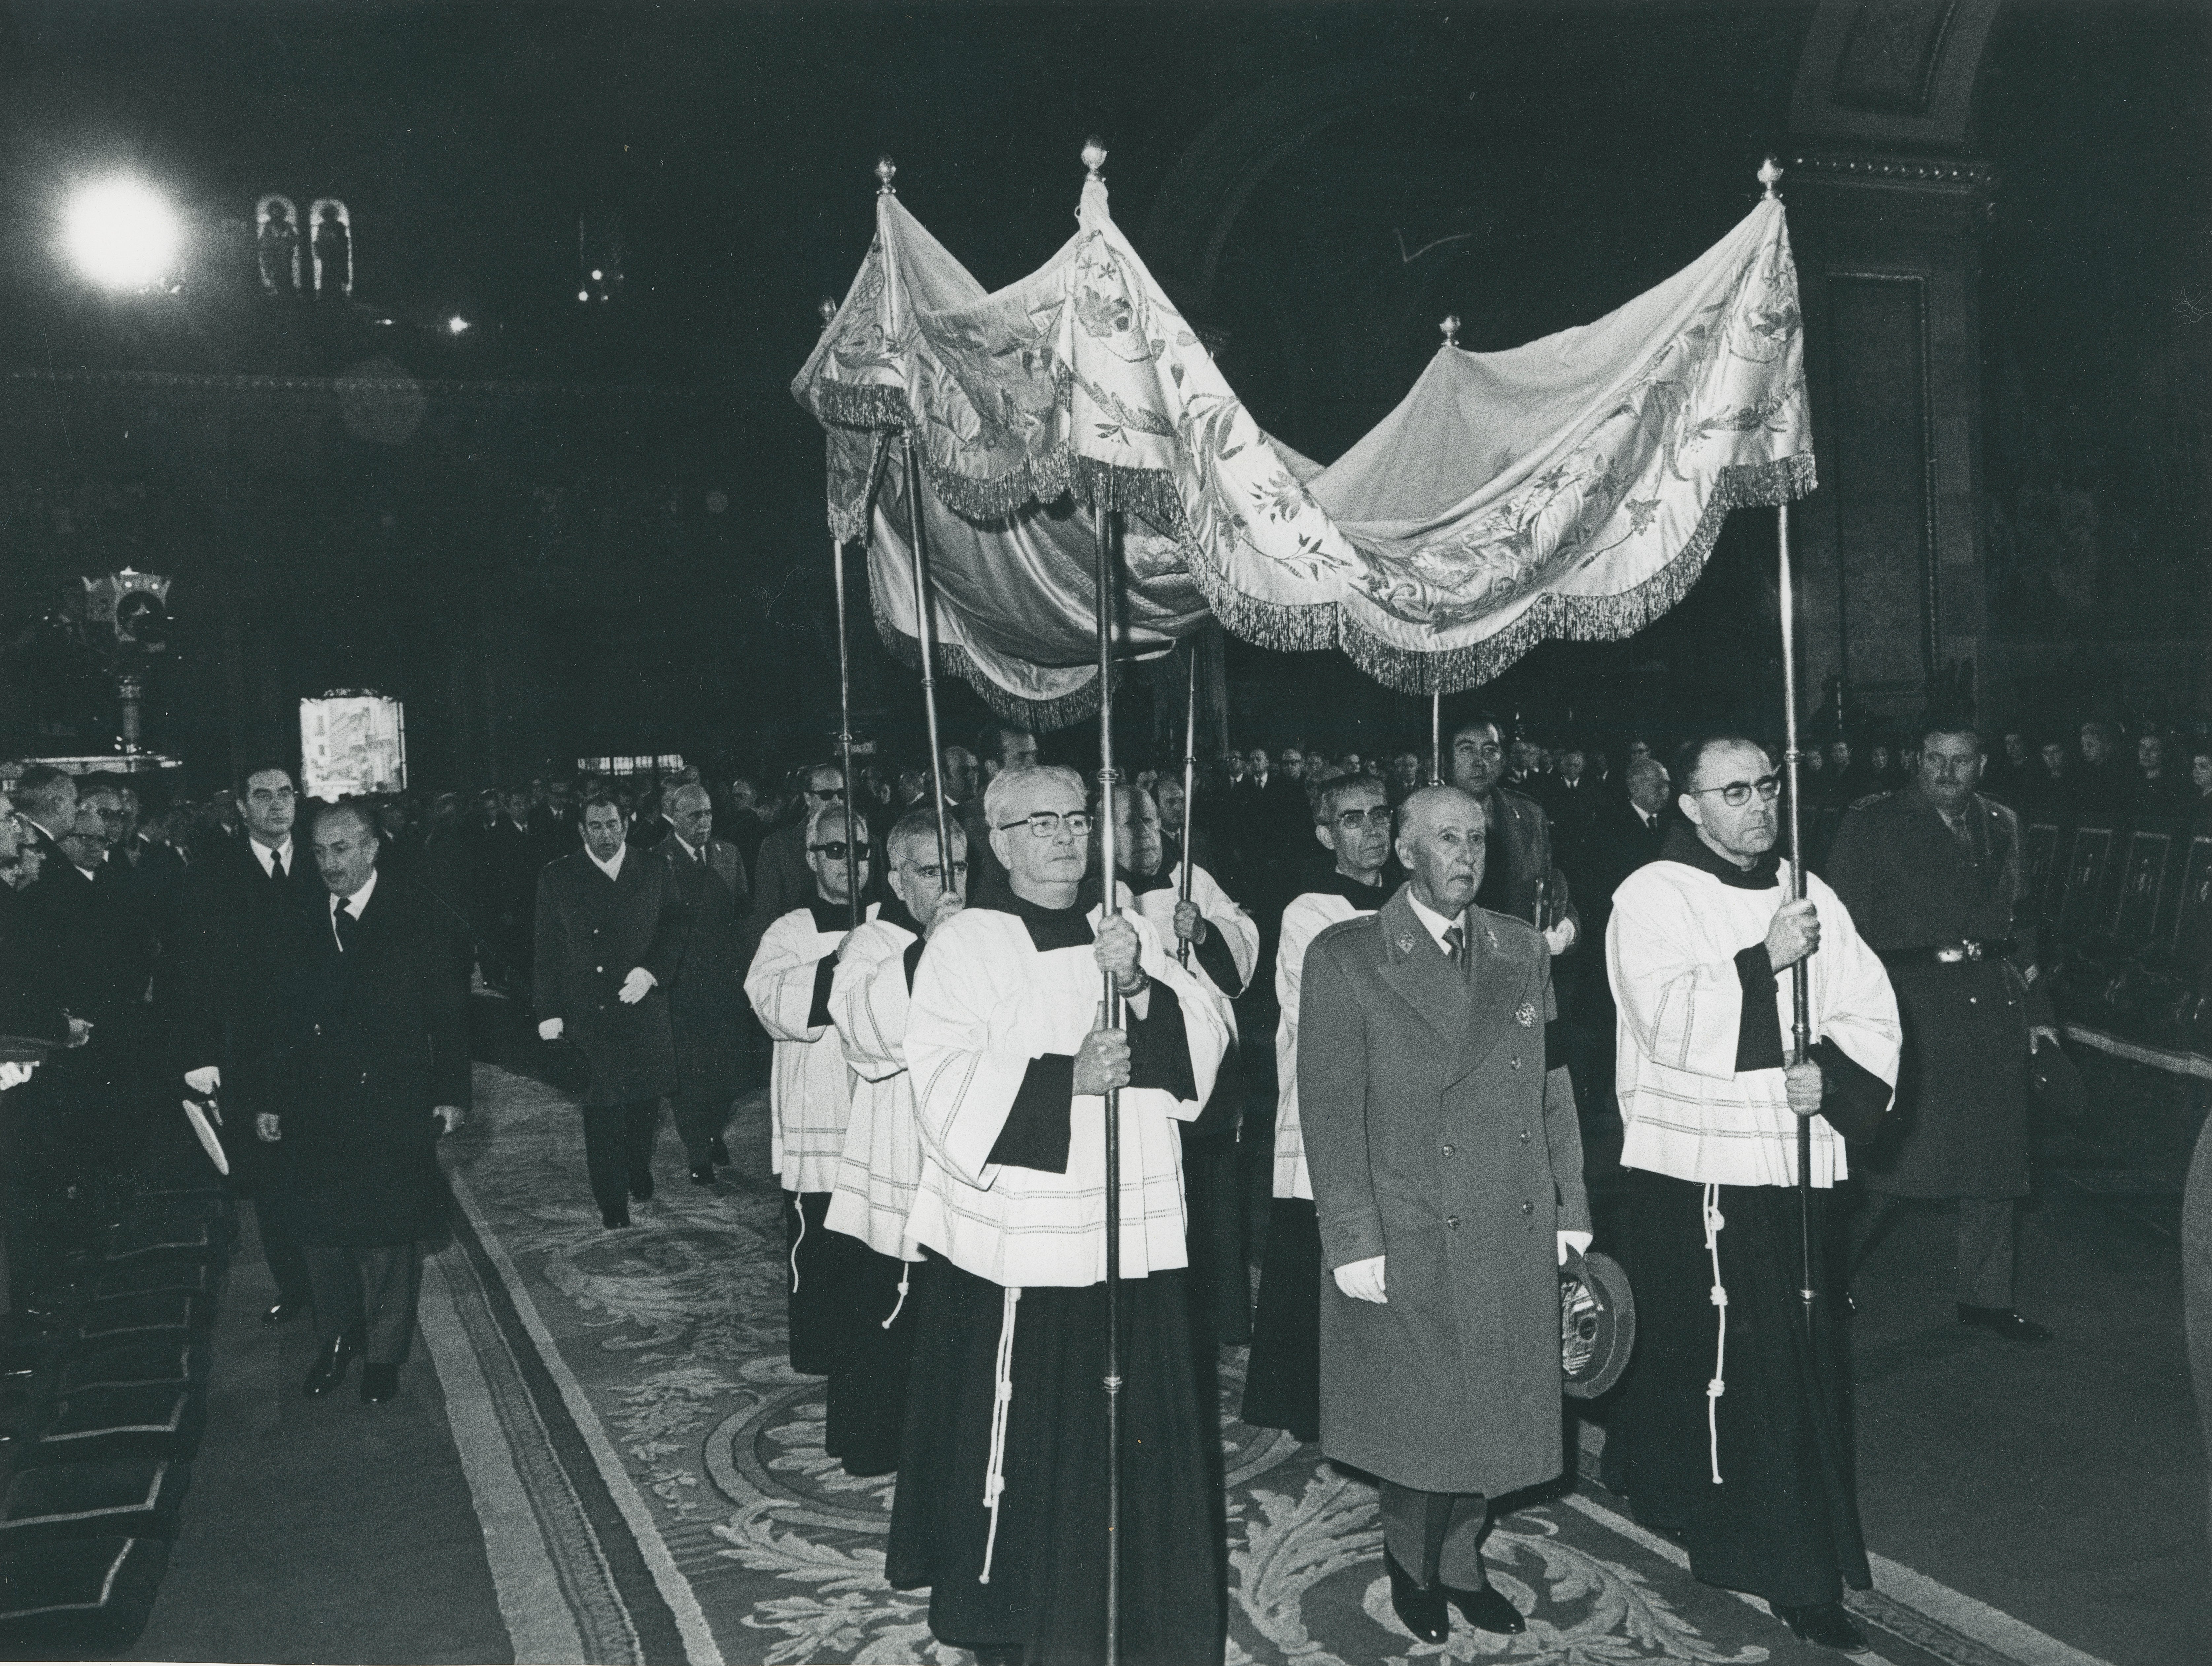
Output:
top-left (886, 764), bottom-right (1230, 1666)
top-left (744, 801), bottom-right (879, 1378)
top-left (820, 809), bottom-right (968, 1477)
top-left (1242, 771), bottom-right (1390, 1440)
top-left (1604, 734), bottom-right (1899, 1654)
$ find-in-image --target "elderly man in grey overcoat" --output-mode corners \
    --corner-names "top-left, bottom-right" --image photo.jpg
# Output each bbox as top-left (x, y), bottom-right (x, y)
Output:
top-left (1299, 785), bottom-right (1591, 1644)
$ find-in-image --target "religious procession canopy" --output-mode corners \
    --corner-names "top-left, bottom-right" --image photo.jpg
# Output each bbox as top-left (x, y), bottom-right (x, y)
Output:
top-left (793, 152), bottom-right (1815, 728)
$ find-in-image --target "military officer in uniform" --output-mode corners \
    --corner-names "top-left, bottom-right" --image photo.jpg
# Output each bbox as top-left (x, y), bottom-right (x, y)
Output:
top-left (1297, 786), bottom-right (1590, 1643)
top-left (1826, 717), bottom-right (2060, 1340)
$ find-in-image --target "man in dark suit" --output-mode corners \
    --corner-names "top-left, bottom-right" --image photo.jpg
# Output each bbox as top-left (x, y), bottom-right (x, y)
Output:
top-left (11, 765), bottom-right (77, 876)
top-left (1447, 713), bottom-right (1580, 955)
top-left (1298, 786), bottom-right (1589, 1644)
top-left (654, 783), bottom-right (751, 1185)
top-left (748, 764), bottom-right (847, 955)
top-left (0, 809), bottom-right (79, 1330)
top-left (168, 765), bottom-right (319, 1322)
top-left (1562, 754), bottom-right (1673, 1134)
top-left (534, 792), bottom-right (683, 1228)
top-left (251, 801), bottom-right (468, 1404)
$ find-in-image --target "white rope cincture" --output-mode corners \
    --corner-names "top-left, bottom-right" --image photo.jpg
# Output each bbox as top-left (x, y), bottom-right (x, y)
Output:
top-left (1703, 1181), bottom-right (1728, 1485)
top-left (881, 1262), bottom-right (912, 1330)
top-left (789, 1199), bottom-right (808, 1295)
top-left (978, 1286), bottom-right (1022, 1584)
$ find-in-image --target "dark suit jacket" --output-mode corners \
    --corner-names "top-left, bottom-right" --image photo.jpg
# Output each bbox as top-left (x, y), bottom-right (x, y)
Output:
top-left (1474, 787), bottom-right (1580, 942)
top-left (256, 876), bottom-right (471, 1247)
top-left (165, 838), bottom-right (318, 1080)
top-left (744, 821), bottom-right (812, 960)
top-left (20, 854), bottom-right (155, 1093)
top-left (1298, 885), bottom-right (1587, 1496)
top-left (653, 836), bottom-right (750, 1101)
top-left (534, 849), bottom-right (682, 1106)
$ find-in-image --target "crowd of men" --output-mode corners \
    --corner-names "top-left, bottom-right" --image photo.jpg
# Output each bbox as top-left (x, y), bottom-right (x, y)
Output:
top-left (0, 696), bottom-right (2187, 1663)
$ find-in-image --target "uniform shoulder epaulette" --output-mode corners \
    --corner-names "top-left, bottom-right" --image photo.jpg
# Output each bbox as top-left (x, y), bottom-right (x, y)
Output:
top-left (1472, 906), bottom-right (1542, 955)
top-left (1309, 910), bottom-right (1378, 953)
top-left (1849, 790), bottom-right (1892, 812)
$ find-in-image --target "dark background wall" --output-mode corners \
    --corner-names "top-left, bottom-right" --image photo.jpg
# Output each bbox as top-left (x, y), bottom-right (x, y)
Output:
top-left (0, 0), bottom-right (2199, 789)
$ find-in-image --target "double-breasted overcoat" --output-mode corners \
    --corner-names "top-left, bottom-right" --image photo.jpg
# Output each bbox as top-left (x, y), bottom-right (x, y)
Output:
top-left (1297, 885), bottom-right (1591, 1496)
top-left (651, 837), bottom-right (751, 1102)
top-left (533, 849), bottom-right (682, 1107)
top-left (1824, 787), bottom-right (2050, 1199)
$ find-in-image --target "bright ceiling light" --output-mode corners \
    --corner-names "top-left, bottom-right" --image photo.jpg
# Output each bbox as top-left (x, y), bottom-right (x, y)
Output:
top-left (63, 178), bottom-right (181, 291)
top-left (446, 314), bottom-right (469, 335)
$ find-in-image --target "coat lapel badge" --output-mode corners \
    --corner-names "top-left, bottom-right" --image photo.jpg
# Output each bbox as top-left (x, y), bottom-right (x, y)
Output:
top-left (1396, 932), bottom-right (1417, 955)
top-left (1515, 1001), bottom-right (1538, 1027)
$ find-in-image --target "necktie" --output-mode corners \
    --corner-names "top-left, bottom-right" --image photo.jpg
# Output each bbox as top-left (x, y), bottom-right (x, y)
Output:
top-left (333, 898), bottom-right (355, 952)
top-left (273, 852), bottom-right (286, 881)
top-left (1443, 923), bottom-right (1465, 967)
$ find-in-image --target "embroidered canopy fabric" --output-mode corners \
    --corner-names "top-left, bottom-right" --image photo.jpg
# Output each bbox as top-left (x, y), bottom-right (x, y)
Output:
top-left (793, 172), bottom-right (1813, 728)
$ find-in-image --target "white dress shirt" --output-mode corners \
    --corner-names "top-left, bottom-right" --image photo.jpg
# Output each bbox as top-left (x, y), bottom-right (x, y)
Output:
top-left (330, 867), bottom-right (378, 950)
top-left (1404, 889), bottom-right (1469, 956)
top-left (250, 836), bottom-right (294, 880)
top-left (586, 843), bottom-right (627, 881)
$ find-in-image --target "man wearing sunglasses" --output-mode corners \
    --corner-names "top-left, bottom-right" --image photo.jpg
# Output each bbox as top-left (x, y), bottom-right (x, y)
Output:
top-left (1826, 718), bottom-right (2059, 1343)
top-left (1245, 773), bottom-right (1392, 1441)
top-left (744, 763), bottom-right (852, 962)
top-left (817, 811), bottom-right (969, 1478)
top-left (887, 763), bottom-right (1230, 1666)
top-left (1605, 734), bottom-right (1900, 1651)
top-left (745, 800), bottom-right (879, 1380)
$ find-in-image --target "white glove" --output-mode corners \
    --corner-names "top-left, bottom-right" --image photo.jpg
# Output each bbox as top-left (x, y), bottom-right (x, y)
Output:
top-left (1557, 1229), bottom-right (1594, 1266)
top-left (1543, 918), bottom-right (1577, 955)
top-left (1333, 1255), bottom-right (1387, 1303)
top-left (184, 1066), bottom-right (221, 1095)
top-left (538, 1018), bottom-right (564, 1041)
top-left (618, 967), bottom-right (656, 1005)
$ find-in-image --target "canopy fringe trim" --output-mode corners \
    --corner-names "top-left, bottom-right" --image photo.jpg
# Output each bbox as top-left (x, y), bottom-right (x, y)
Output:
top-left (867, 581), bottom-right (1107, 731)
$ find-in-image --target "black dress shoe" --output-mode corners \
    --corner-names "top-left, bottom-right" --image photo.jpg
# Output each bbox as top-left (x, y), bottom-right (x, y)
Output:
top-left (603, 1209), bottom-right (631, 1230)
top-left (1383, 1548), bottom-right (1451, 1645)
top-left (302, 1333), bottom-right (359, 1397)
top-left (360, 1363), bottom-right (399, 1404)
top-left (629, 1179), bottom-right (654, 1203)
top-left (1441, 1581), bottom-right (1526, 1635)
top-left (264, 1299), bottom-right (309, 1326)
top-left (689, 1164), bottom-right (715, 1187)
top-left (709, 1135), bottom-right (731, 1166)
top-left (1957, 1304), bottom-right (2053, 1342)
top-left (1772, 1599), bottom-right (1867, 1650)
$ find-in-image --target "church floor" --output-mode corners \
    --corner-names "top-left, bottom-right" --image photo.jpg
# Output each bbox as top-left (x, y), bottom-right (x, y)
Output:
top-left (126, 1041), bottom-right (2202, 1666)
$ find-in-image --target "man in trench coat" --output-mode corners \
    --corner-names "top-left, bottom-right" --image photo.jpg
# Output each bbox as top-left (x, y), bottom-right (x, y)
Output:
top-left (534, 792), bottom-right (684, 1228)
top-left (1825, 718), bottom-right (2060, 1340)
top-left (1298, 786), bottom-right (1591, 1644)
top-left (652, 782), bottom-right (751, 1186)
top-left (254, 802), bottom-right (470, 1405)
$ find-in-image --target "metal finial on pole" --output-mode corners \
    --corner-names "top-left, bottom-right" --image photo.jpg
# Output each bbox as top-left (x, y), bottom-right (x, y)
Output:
top-left (1092, 488), bottom-right (1124, 1666)
top-left (1082, 135), bottom-right (1108, 180)
top-left (902, 435), bottom-right (957, 886)
top-left (1439, 314), bottom-right (1461, 351)
top-left (817, 295), bottom-right (838, 332)
top-left (1759, 155), bottom-right (1784, 200)
top-left (876, 154), bottom-right (898, 196)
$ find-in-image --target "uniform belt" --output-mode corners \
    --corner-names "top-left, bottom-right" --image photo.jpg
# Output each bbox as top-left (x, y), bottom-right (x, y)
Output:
top-left (1878, 939), bottom-right (2016, 967)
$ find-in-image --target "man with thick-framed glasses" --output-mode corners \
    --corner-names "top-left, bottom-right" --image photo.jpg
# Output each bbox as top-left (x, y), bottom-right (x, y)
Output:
top-left (745, 800), bottom-right (879, 1381)
top-left (1826, 717), bottom-right (2059, 1343)
top-left (1605, 733), bottom-right (1900, 1651)
top-left (1245, 772), bottom-right (1393, 1442)
top-left (887, 763), bottom-right (1230, 1666)
top-left (817, 810), bottom-right (970, 1478)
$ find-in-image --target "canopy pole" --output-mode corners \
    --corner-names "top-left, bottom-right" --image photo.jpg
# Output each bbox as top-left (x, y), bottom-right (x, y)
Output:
top-left (1177, 643), bottom-right (1198, 968)
top-left (1082, 134), bottom-right (1123, 1666)
top-left (902, 433), bottom-right (957, 885)
top-left (1769, 151), bottom-right (1815, 1340)
top-left (1430, 687), bottom-right (1443, 786)
top-left (819, 301), bottom-right (862, 928)
top-left (1094, 488), bottom-right (1125, 1666)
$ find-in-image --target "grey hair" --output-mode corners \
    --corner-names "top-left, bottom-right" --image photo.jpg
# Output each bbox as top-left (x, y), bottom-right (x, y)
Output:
top-left (981, 763), bottom-right (1086, 828)
top-left (805, 798), bottom-right (860, 849)
top-left (888, 808), bottom-right (965, 869)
